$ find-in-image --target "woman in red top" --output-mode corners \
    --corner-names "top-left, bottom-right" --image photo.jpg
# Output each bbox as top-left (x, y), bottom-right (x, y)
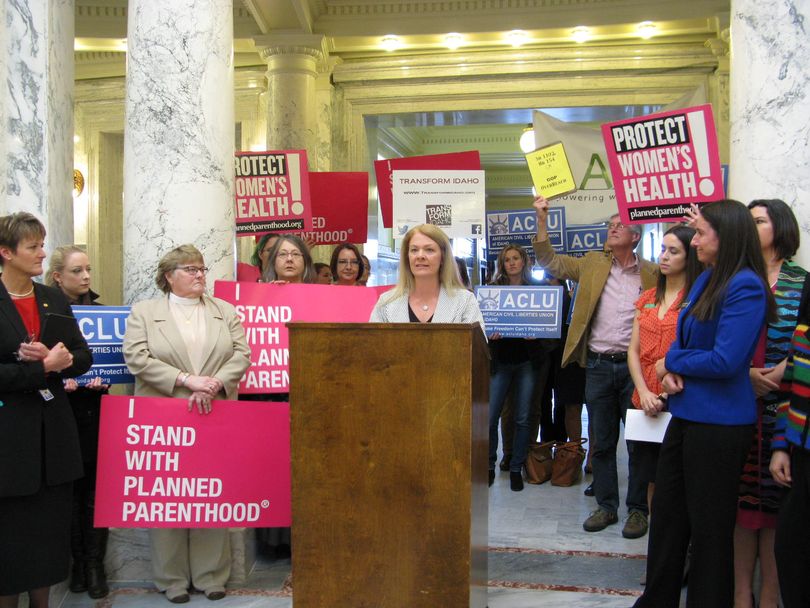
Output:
top-left (628, 224), bottom-right (702, 513)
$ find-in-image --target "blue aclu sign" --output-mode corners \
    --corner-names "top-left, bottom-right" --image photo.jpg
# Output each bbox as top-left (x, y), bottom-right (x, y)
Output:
top-left (475, 285), bottom-right (563, 338)
top-left (72, 306), bottom-right (133, 385)
top-left (565, 223), bottom-right (607, 257)
top-left (486, 207), bottom-right (565, 256)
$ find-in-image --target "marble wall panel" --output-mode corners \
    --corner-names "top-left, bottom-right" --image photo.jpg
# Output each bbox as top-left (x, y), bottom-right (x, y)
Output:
top-left (3, 0), bottom-right (74, 250)
top-left (123, 0), bottom-right (235, 304)
top-left (730, 0), bottom-right (810, 268)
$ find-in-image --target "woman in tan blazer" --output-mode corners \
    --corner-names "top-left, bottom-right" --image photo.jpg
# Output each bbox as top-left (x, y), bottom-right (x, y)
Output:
top-left (123, 245), bottom-right (250, 604)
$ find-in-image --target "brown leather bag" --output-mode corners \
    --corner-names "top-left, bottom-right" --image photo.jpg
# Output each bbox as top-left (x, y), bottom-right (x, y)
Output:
top-left (551, 439), bottom-right (588, 487)
top-left (524, 441), bottom-right (555, 484)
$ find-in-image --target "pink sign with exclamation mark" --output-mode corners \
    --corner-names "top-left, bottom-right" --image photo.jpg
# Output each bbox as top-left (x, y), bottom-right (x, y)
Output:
top-left (600, 103), bottom-right (724, 225)
top-left (233, 149), bottom-right (312, 236)
top-left (286, 152), bottom-right (304, 216)
top-left (686, 110), bottom-right (715, 197)
top-left (277, 150), bottom-right (312, 231)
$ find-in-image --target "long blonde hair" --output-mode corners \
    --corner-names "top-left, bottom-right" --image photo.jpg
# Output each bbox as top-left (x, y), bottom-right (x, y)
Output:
top-left (383, 224), bottom-right (463, 302)
top-left (45, 245), bottom-right (87, 287)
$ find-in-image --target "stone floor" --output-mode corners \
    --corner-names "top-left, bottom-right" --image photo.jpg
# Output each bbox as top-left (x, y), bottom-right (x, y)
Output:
top-left (39, 421), bottom-right (680, 608)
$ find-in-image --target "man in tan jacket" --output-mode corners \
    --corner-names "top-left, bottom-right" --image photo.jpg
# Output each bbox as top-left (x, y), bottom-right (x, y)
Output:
top-left (532, 196), bottom-right (657, 539)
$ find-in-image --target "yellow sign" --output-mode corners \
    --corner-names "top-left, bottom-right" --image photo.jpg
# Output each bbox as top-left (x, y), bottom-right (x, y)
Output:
top-left (525, 141), bottom-right (577, 200)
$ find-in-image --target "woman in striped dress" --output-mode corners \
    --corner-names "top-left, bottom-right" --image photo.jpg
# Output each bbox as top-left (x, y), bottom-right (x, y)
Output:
top-left (735, 199), bottom-right (806, 608)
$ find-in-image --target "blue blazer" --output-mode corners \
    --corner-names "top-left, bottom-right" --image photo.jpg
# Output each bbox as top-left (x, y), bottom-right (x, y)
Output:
top-left (665, 268), bottom-right (767, 425)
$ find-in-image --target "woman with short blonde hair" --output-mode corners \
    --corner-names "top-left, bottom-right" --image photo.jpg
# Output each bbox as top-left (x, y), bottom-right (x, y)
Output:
top-left (123, 244), bottom-right (251, 603)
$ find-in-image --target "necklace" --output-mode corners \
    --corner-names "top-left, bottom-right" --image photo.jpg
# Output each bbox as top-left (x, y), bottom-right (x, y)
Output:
top-left (176, 301), bottom-right (201, 324)
top-left (6, 284), bottom-right (34, 298)
top-left (410, 292), bottom-right (436, 313)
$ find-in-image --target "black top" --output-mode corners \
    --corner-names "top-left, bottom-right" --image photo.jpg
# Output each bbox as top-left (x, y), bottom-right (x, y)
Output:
top-left (408, 304), bottom-right (433, 323)
top-left (0, 280), bottom-right (92, 496)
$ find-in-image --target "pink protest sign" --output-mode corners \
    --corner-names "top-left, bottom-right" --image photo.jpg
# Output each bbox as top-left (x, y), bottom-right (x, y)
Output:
top-left (214, 281), bottom-right (385, 393)
top-left (234, 150), bottom-right (312, 235)
top-left (374, 151), bottom-right (481, 228)
top-left (94, 395), bottom-right (290, 528)
top-left (302, 172), bottom-right (369, 245)
top-left (601, 104), bottom-right (723, 224)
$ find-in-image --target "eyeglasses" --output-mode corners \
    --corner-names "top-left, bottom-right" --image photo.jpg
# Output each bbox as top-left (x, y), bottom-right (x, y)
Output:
top-left (177, 265), bottom-right (209, 275)
top-left (337, 259), bottom-right (360, 267)
top-left (276, 251), bottom-right (303, 260)
top-left (607, 222), bottom-right (625, 230)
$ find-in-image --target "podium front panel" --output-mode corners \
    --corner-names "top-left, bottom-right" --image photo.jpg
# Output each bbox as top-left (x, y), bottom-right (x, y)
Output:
top-left (289, 323), bottom-right (488, 608)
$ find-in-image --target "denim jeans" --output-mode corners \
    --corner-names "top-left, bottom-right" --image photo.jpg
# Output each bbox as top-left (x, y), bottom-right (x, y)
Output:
top-left (584, 353), bottom-right (647, 515)
top-left (489, 360), bottom-right (537, 472)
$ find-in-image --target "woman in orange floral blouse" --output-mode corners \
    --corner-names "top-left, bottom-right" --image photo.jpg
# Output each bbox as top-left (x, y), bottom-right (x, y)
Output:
top-left (628, 224), bottom-right (702, 513)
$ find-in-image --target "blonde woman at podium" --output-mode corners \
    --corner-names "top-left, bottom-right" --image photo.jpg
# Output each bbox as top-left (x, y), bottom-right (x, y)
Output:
top-left (370, 224), bottom-right (484, 332)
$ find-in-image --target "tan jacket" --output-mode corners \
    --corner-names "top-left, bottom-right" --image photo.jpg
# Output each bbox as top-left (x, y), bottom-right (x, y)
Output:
top-left (532, 238), bottom-right (658, 367)
top-left (123, 294), bottom-right (251, 400)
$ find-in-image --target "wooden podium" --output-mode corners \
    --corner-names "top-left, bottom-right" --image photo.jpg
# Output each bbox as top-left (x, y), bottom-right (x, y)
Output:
top-left (288, 323), bottom-right (489, 608)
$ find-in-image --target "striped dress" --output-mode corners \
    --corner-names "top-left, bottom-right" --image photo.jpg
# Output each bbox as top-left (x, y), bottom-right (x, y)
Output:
top-left (772, 294), bottom-right (810, 451)
top-left (737, 260), bottom-right (807, 527)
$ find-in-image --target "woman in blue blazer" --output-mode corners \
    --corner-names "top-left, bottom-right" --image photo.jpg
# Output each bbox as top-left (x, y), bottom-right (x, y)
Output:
top-left (634, 200), bottom-right (774, 608)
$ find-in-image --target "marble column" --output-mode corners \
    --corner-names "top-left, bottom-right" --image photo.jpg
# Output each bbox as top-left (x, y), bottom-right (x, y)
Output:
top-left (256, 34), bottom-right (326, 160)
top-left (256, 35), bottom-right (332, 262)
top-left (729, 0), bottom-right (810, 267)
top-left (315, 61), bottom-right (340, 172)
top-left (123, 0), bottom-right (235, 304)
top-left (1, 0), bottom-right (74, 249)
top-left (705, 34), bottom-right (730, 165)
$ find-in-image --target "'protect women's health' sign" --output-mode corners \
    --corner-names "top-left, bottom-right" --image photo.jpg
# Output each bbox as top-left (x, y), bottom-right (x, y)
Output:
top-left (94, 395), bottom-right (290, 528)
top-left (601, 104), bottom-right (723, 224)
top-left (234, 150), bottom-right (312, 235)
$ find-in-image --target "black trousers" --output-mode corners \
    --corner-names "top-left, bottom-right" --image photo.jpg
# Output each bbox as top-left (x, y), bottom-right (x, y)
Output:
top-left (634, 417), bottom-right (753, 608)
top-left (775, 446), bottom-right (810, 608)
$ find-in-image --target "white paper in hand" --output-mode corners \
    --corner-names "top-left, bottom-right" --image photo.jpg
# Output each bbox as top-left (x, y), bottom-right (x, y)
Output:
top-left (625, 409), bottom-right (672, 443)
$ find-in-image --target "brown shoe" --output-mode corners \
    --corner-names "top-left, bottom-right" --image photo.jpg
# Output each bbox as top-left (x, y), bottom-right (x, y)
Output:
top-left (166, 588), bottom-right (190, 604)
top-left (583, 508), bottom-right (618, 532)
top-left (622, 511), bottom-right (649, 539)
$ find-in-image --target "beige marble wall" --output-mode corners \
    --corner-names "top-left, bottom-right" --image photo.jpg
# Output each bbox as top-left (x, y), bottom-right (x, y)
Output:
top-left (2, 0), bottom-right (75, 250)
top-left (730, 0), bottom-right (809, 268)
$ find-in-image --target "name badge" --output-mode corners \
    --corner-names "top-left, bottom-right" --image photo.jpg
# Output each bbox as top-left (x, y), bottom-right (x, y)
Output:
top-left (39, 389), bottom-right (55, 402)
